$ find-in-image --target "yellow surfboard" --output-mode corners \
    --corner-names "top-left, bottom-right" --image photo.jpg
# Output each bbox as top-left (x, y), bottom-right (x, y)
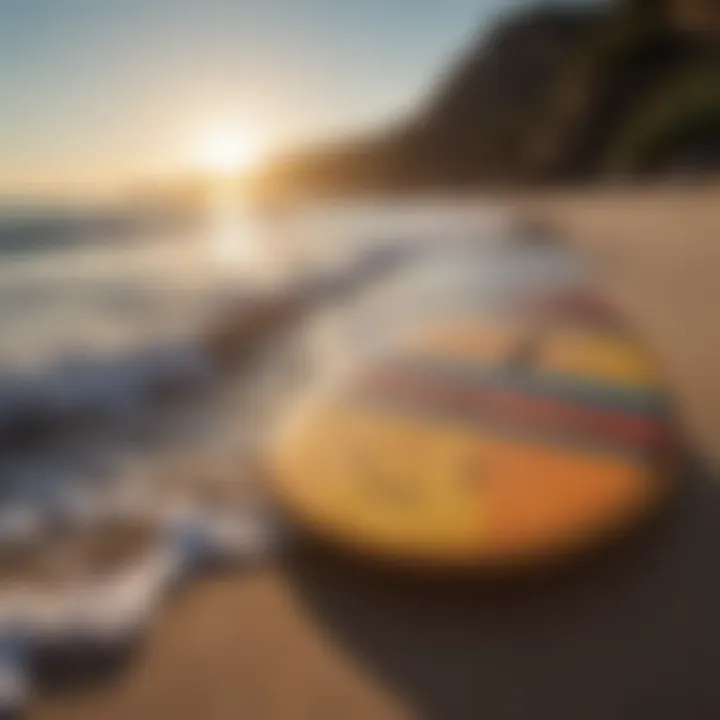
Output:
top-left (269, 306), bottom-right (676, 566)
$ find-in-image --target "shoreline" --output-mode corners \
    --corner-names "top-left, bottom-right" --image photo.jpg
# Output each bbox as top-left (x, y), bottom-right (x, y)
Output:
top-left (15, 187), bottom-right (720, 718)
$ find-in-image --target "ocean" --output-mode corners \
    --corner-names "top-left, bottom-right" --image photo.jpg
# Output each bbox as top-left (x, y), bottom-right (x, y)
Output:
top-left (0, 200), bottom-right (598, 710)
top-left (0, 201), bottom-right (589, 512)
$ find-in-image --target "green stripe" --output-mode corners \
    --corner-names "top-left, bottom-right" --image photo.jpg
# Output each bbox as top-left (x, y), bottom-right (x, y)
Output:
top-left (345, 393), bottom-right (660, 463)
top-left (392, 355), bottom-right (669, 418)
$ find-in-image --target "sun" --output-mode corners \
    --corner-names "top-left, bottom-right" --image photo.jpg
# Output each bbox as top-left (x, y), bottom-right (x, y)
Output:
top-left (195, 127), bottom-right (262, 176)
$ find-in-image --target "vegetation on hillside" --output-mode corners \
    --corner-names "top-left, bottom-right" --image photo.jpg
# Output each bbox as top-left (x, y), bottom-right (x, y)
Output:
top-left (249, 0), bottom-right (720, 199)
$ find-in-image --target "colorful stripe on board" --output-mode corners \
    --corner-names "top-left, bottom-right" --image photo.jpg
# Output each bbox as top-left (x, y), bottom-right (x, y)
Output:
top-left (347, 361), bottom-right (672, 459)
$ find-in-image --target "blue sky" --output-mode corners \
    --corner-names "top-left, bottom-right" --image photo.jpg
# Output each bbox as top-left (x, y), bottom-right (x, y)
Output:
top-left (0, 0), bottom-right (535, 194)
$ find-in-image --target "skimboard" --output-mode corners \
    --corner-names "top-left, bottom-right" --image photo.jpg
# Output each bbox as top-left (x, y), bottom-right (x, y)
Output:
top-left (269, 290), bottom-right (677, 568)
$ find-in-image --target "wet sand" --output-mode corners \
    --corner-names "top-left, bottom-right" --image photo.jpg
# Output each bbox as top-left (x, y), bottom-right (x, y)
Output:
top-left (34, 187), bottom-right (720, 720)
top-left (32, 472), bottom-right (720, 720)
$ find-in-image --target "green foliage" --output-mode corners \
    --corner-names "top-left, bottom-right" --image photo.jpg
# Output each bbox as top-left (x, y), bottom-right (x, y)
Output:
top-left (520, 0), bottom-right (676, 177)
top-left (606, 61), bottom-right (720, 172)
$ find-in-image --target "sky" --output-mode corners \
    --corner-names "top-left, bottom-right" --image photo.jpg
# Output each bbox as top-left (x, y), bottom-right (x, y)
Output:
top-left (0, 0), bottom-right (534, 197)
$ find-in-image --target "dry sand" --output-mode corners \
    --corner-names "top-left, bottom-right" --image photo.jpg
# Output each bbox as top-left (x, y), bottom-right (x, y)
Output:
top-left (515, 185), bottom-right (720, 467)
top-left (34, 187), bottom-right (720, 720)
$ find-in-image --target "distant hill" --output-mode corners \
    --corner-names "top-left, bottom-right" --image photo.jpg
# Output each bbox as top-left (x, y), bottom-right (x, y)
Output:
top-left (249, 0), bottom-right (720, 200)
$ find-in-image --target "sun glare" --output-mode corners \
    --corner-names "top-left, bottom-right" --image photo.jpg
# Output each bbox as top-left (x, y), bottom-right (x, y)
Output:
top-left (196, 127), bottom-right (261, 176)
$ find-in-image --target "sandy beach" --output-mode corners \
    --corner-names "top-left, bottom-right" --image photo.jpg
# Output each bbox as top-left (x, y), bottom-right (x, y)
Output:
top-left (517, 186), bottom-right (720, 467)
top-left (32, 188), bottom-right (720, 720)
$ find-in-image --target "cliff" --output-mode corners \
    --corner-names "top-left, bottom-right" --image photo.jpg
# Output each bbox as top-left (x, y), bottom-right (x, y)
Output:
top-left (249, 0), bottom-right (720, 199)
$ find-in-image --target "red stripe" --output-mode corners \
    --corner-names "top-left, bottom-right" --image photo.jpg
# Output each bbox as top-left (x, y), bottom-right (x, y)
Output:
top-left (359, 368), bottom-right (670, 451)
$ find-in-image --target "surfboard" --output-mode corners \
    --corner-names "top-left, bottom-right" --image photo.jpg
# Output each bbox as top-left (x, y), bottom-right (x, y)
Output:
top-left (269, 292), bottom-right (677, 567)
